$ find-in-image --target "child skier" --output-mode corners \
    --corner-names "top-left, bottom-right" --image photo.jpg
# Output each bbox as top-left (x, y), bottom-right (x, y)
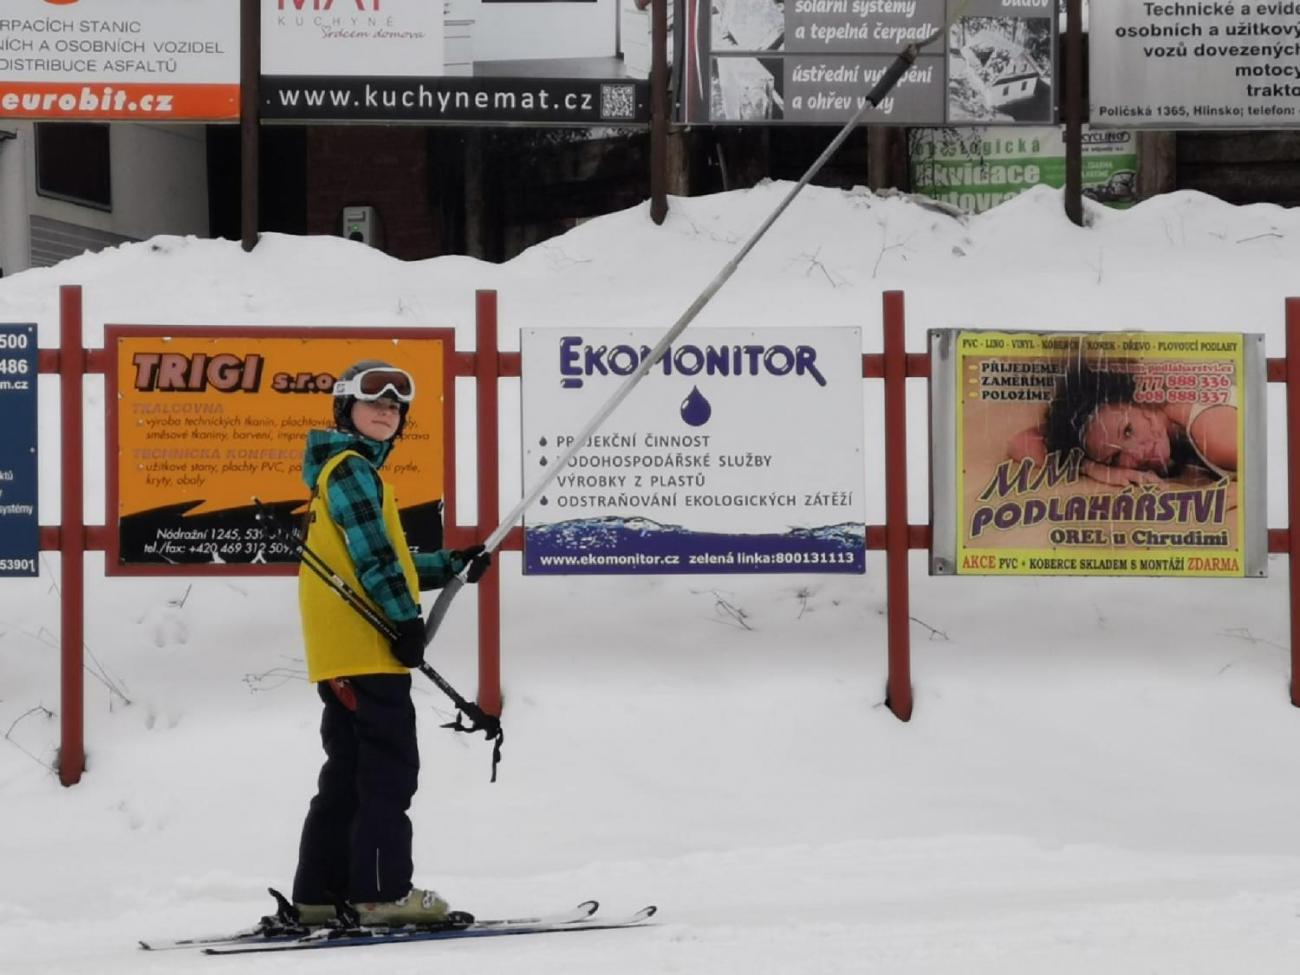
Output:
top-left (290, 359), bottom-right (491, 925)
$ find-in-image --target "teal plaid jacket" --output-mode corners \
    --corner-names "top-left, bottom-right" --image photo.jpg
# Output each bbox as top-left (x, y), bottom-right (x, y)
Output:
top-left (302, 428), bottom-right (462, 625)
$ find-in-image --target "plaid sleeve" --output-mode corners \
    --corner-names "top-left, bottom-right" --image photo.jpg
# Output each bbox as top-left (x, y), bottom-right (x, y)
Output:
top-left (324, 454), bottom-right (421, 624)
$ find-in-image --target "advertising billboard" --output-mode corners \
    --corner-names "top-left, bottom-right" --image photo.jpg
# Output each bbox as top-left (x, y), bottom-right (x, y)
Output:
top-left (520, 327), bottom-right (866, 574)
top-left (106, 327), bottom-right (452, 574)
top-left (910, 126), bottom-right (1139, 213)
top-left (1091, 3), bottom-right (1300, 129)
top-left (680, 0), bottom-right (1057, 126)
top-left (929, 329), bottom-right (1267, 578)
top-left (0, 324), bottom-right (37, 578)
top-left (260, 0), bottom-right (650, 125)
top-left (0, 0), bottom-right (240, 121)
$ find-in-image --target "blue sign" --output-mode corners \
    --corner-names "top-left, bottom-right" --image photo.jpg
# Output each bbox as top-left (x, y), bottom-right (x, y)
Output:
top-left (0, 324), bottom-right (38, 577)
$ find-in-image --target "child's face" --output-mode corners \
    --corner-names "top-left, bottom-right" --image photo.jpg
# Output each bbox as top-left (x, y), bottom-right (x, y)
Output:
top-left (1082, 403), bottom-right (1171, 473)
top-left (351, 397), bottom-right (402, 441)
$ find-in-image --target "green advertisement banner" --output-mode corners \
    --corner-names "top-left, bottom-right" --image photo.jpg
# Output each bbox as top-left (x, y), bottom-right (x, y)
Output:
top-left (909, 125), bottom-right (1139, 213)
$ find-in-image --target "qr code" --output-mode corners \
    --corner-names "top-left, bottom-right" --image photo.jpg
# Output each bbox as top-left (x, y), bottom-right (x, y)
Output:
top-left (600, 83), bottom-right (637, 121)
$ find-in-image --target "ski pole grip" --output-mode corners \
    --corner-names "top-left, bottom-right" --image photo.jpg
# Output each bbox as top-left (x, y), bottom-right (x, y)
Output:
top-left (460, 700), bottom-right (501, 736)
top-left (423, 574), bottom-right (465, 646)
top-left (864, 44), bottom-right (917, 107)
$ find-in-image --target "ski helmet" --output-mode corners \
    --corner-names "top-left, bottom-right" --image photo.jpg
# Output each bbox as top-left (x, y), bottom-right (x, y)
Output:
top-left (333, 359), bottom-right (412, 438)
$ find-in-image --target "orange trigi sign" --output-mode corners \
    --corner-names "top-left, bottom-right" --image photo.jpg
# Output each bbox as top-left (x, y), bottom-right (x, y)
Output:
top-left (109, 329), bottom-right (449, 570)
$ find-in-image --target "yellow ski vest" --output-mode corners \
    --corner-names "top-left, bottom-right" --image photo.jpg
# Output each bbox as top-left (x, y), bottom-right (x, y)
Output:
top-left (298, 450), bottom-right (420, 682)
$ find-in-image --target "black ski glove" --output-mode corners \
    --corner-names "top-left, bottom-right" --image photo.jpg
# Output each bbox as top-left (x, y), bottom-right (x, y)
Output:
top-left (451, 544), bottom-right (492, 584)
top-left (390, 617), bottom-right (426, 669)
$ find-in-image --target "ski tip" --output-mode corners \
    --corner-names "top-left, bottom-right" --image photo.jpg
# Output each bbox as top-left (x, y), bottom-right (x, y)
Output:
top-left (576, 899), bottom-right (599, 916)
top-left (138, 940), bottom-right (153, 951)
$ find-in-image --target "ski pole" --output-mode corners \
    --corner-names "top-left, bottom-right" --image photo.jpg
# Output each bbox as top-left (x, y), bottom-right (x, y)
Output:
top-left (422, 6), bottom-right (967, 645)
top-left (252, 499), bottom-right (504, 780)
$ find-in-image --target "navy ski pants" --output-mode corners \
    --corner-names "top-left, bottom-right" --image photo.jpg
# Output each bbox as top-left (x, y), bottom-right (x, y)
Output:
top-left (292, 673), bottom-right (419, 905)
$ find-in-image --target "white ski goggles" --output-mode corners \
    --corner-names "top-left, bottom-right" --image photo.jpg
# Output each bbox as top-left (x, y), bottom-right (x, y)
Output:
top-left (333, 367), bottom-right (416, 404)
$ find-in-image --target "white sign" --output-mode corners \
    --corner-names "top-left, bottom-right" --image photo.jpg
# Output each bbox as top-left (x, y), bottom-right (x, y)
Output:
top-left (262, 0), bottom-right (443, 77)
top-left (473, 0), bottom-right (616, 63)
top-left (520, 327), bottom-right (866, 575)
top-left (1091, 3), bottom-right (1300, 128)
top-left (0, 0), bottom-right (239, 120)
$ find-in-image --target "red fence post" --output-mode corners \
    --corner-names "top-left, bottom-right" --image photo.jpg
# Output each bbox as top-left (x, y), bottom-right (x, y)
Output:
top-left (1288, 299), bottom-right (1300, 707)
top-left (882, 290), bottom-right (913, 720)
top-left (59, 286), bottom-right (86, 785)
top-left (475, 291), bottom-right (503, 716)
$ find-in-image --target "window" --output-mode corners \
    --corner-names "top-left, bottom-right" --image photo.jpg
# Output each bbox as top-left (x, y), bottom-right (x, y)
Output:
top-left (35, 123), bottom-right (111, 210)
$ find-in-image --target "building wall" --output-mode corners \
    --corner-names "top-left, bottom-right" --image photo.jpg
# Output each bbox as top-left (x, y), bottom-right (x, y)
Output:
top-left (0, 127), bottom-right (29, 278)
top-left (306, 127), bottom-right (438, 261)
top-left (0, 121), bottom-right (209, 274)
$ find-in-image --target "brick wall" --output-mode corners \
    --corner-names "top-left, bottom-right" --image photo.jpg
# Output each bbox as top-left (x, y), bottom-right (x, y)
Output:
top-left (305, 127), bottom-right (438, 260)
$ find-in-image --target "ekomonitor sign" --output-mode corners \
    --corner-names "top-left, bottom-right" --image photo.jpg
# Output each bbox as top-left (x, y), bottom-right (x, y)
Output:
top-left (0, 325), bottom-right (37, 578)
top-left (1091, 2), bottom-right (1300, 128)
top-left (520, 328), bottom-right (866, 575)
top-left (0, 0), bottom-right (239, 120)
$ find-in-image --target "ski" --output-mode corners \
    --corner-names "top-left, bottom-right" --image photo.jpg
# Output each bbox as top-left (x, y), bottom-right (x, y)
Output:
top-left (139, 921), bottom-right (308, 952)
top-left (200, 904), bottom-right (657, 955)
top-left (140, 898), bottom-right (603, 952)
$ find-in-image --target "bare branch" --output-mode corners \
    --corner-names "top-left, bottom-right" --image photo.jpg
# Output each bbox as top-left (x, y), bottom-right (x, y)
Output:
top-left (1221, 627), bottom-right (1287, 652)
top-left (242, 667), bottom-right (309, 693)
top-left (1236, 232), bottom-right (1284, 244)
top-left (693, 588), bottom-right (754, 631)
top-left (909, 615), bottom-right (950, 641)
top-left (4, 704), bottom-right (56, 773)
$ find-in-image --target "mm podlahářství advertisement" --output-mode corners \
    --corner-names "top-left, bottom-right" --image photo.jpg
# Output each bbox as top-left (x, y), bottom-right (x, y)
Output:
top-left (949, 330), bottom-right (1264, 578)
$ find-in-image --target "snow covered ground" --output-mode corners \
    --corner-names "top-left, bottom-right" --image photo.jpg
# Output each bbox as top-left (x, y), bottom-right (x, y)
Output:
top-left (4, 181), bottom-right (1300, 973)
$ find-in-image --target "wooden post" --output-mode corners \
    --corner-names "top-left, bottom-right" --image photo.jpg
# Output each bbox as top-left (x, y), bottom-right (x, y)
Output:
top-left (240, 0), bottom-right (260, 252)
top-left (58, 286), bottom-right (86, 785)
top-left (475, 291), bottom-right (502, 715)
top-left (666, 129), bottom-right (693, 197)
top-left (464, 133), bottom-right (490, 260)
top-left (1287, 299), bottom-right (1300, 707)
top-left (1137, 133), bottom-right (1177, 201)
top-left (650, 0), bottom-right (669, 224)
top-left (882, 291), bottom-right (913, 721)
top-left (867, 128), bottom-right (898, 192)
top-left (1063, 0), bottom-right (1083, 226)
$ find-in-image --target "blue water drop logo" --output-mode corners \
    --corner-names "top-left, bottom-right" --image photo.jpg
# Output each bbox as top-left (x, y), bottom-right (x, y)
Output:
top-left (680, 386), bottom-right (712, 426)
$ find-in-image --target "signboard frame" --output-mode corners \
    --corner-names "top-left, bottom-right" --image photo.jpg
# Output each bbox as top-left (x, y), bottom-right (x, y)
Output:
top-left (518, 325), bottom-right (868, 575)
top-left (1089, 3), bottom-right (1300, 130)
top-left (0, 0), bottom-right (240, 122)
top-left (680, 0), bottom-right (1059, 127)
top-left (0, 323), bottom-right (38, 577)
top-left (929, 327), bottom-right (1268, 578)
top-left (260, 0), bottom-right (651, 126)
top-left (103, 324), bottom-right (457, 577)
top-left (909, 125), bottom-right (1140, 213)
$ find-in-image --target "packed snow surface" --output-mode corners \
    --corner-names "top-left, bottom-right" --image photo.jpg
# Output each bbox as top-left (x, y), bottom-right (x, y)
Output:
top-left (3, 181), bottom-right (1300, 973)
